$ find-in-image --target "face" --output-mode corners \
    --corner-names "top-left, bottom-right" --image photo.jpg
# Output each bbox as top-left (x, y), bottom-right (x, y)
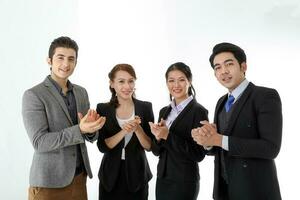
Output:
top-left (213, 52), bottom-right (247, 92)
top-left (167, 70), bottom-right (191, 103)
top-left (47, 47), bottom-right (77, 82)
top-left (110, 70), bottom-right (135, 101)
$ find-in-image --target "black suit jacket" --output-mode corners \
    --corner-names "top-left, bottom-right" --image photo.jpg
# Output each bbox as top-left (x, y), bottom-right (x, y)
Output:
top-left (96, 99), bottom-right (154, 192)
top-left (152, 99), bottom-right (208, 182)
top-left (213, 82), bottom-right (282, 200)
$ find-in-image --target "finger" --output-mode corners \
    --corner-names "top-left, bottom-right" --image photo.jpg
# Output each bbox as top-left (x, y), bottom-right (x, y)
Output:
top-left (200, 120), bottom-right (210, 125)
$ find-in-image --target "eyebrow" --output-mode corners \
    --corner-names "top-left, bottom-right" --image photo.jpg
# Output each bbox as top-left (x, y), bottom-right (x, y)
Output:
top-left (168, 76), bottom-right (186, 79)
top-left (55, 54), bottom-right (75, 59)
top-left (214, 59), bottom-right (234, 67)
top-left (224, 59), bottom-right (234, 63)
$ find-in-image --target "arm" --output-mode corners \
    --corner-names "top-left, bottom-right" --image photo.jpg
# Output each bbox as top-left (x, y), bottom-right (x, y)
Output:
top-left (135, 103), bottom-right (155, 151)
top-left (154, 107), bottom-right (208, 162)
top-left (228, 89), bottom-right (282, 159)
top-left (22, 90), bottom-right (84, 153)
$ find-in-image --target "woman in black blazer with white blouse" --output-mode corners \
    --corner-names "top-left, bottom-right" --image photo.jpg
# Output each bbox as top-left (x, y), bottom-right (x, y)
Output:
top-left (96, 64), bottom-right (154, 200)
top-left (149, 62), bottom-right (208, 200)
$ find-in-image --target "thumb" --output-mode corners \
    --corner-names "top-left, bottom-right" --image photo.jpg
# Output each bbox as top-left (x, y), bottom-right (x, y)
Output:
top-left (160, 118), bottom-right (166, 126)
top-left (78, 112), bottom-right (83, 121)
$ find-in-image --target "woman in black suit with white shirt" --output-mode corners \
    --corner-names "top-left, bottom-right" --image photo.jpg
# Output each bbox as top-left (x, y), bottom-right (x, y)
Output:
top-left (149, 62), bottom-right (208, 200)
top-left (96, 64), bottom-right (154, 200)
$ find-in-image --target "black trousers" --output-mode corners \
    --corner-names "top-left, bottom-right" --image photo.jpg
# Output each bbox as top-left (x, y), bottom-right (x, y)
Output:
top-left (99, 161), bottom-right (148, 200)
top-left (156, 177), bottom-right (199, 200)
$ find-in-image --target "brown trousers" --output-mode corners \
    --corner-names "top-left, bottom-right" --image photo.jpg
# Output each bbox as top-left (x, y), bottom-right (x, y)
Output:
top-left (28, 172), bottom-right (87, 200)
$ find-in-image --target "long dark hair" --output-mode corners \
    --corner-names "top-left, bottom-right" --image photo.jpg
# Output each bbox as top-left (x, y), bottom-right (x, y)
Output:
top-left (108, 64), bottom-right (137, 107)
top-left (165, 62), bottom-right (196, 101)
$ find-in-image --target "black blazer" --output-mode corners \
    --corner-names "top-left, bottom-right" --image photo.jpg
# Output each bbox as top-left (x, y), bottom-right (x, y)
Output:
top-left (213, 82), bottom-right (282, 200)
top-left (96, 99), bottom-right (154, 192)
top-left (152, 99), bottom-right (208, 182)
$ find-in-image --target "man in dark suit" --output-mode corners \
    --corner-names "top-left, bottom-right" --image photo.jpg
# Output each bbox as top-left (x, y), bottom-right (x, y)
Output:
top-left (192, 42), bottom-right (282, 200)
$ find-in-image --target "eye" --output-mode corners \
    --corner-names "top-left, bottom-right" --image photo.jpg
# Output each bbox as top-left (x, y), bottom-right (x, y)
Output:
top-left (226, 62), bottom-right (234, 67)
top-left (168, 79), bottom-right (174, 83)
top-left (118, 80), bottom-right (124, 83)
top-left (214, 66), bottom-right (221, 71)
top-left (179, 78), bottom-right (186, 82)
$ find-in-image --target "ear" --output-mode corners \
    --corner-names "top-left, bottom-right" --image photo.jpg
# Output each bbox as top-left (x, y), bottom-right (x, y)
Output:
top-left (109, 80), bottom-right (114, 89)
top-left (241, 62), bottom-right (247, 73)
top-left (47, 57), bottom-right (51, 65)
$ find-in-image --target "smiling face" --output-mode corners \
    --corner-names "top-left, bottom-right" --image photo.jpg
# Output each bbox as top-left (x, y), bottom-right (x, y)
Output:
top-left (48, 47), bottom-right (76, 82)
top-left (110, 70), bottom-right (136, 101)
top-left (166, 69), bottom-right (191, 104)
top-left (213, 52), bottom-right (247, 92)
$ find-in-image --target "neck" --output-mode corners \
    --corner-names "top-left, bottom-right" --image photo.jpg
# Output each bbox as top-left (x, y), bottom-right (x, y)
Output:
top-left (51, 74), bottom-right (68, 91)
top-left (117, 96), bottom-right (134, 107)
top-left (174, 95), bottom-right (189, 105)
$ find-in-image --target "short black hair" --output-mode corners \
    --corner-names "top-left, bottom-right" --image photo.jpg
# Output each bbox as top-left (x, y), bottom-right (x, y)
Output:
top-left (48, 36), bottom-right (78, 61)
top-left (209, 42), bottom-right (246, 68)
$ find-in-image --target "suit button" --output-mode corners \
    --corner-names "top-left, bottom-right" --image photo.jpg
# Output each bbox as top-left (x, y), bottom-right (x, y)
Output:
top-left (243, 164), bottom-right (247, 168)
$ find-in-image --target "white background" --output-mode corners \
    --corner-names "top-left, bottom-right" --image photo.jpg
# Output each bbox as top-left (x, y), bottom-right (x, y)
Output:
top-left (1, 0), bottom-right (299, 199)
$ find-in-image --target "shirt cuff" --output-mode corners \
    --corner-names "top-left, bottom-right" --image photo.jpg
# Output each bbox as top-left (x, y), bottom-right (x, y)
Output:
top-left (222, 135), bottom-right (229, 151)
top-left (204, 146), bottom-right (213, 150)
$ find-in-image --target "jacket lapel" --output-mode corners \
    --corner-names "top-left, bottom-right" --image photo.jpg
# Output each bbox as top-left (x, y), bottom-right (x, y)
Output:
top-left (43, 77), bottom-right (73, 124)
top-left (225, 83), bottom-right (254, 134)
top-left (169, 99), bottom-right (195, 131)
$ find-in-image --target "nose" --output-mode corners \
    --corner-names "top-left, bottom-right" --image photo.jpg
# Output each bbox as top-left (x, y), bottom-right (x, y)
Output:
top-left (220, 65), bottom-right (229, 74)
top-left (174, 80), bottom-right (180, 87)
top-left (62, 59), bottom-right (69, 67)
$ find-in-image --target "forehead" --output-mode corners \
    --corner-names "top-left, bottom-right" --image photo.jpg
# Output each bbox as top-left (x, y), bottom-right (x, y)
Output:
top-left (213, 52), bottom-right (236, 64)
top-left (53, 47), bottom-right (76, 58)
top-left (114, 70), bottom-right (135, 79)
top-left (167, 70), bottom-right (186, 78)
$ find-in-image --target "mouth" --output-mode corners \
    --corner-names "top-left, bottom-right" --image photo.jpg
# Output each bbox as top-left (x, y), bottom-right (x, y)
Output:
top-left (122, 91), bottom-right (133, 95)
top-left (222, 76), bottom-right (232, 82)
top-left (172, 89), bottom-right (182, 94)
top-left (59, 68), bottom-right (70, 73)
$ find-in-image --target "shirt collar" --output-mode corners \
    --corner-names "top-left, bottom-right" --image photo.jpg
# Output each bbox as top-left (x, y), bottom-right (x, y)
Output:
top-left (229, 79), bottom-right (249, 102)
top-left (170, 95), bottom-right (193, 113)
top-left (47, 75), bottom-right (73, 94)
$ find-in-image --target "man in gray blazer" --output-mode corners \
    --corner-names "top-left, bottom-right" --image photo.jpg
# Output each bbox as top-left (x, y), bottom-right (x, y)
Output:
top-left (22, 36), bottom-right (106, 200)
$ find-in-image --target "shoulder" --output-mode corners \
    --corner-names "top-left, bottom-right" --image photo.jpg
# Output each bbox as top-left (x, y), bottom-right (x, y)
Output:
top-left (96, 102), bottom-right (111, 111)
top-left (251, 83), bottom-right (280, 100)
top-left (191, 99), bottom-right (208, 115)
top-left (23, 82), bottom-right (45, 98)
top-left (134, 98), bottom-right (153, 109)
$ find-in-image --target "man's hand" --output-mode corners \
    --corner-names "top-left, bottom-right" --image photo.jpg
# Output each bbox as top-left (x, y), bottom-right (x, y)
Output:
top-left (78, 109), bottom-right (106, 134)
top-left (191, 120), bottom-right (222, 147)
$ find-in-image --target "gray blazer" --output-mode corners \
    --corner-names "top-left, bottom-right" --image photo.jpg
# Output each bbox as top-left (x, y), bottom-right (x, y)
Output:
top-left (22, 77), bottom-right (97, 188)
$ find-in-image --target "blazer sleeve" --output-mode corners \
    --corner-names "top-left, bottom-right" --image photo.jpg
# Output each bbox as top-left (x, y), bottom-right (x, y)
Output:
top-left (228, 89), bottom-right (282, 159)
top-left (151, 108), bottom-right (167, 156)
top-left (96, 103), bottom-right (113, 153)
top-left (142, 102), bottom-right (155, 151)
top-left (22, 89), bottom-right (85, 153)
top-left (163, 107), bottom-right (208, 162)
